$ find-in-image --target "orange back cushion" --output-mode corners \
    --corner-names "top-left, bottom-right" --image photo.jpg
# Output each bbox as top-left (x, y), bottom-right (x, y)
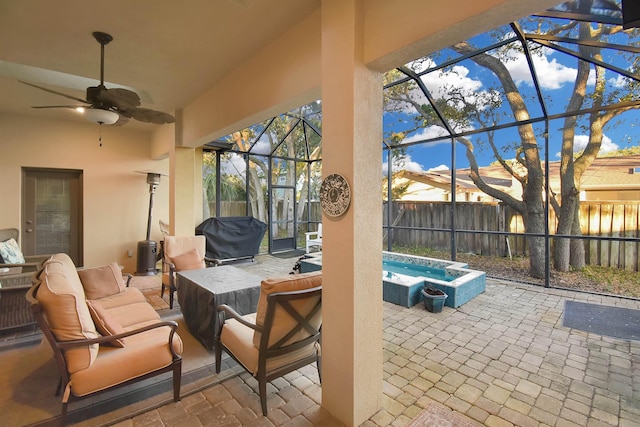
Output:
top-left (252, 271), bottom-right (322, 348)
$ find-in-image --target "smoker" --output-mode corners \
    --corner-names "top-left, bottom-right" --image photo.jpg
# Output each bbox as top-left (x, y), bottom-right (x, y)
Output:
top-left (136, 171), bottom-right (163, 275)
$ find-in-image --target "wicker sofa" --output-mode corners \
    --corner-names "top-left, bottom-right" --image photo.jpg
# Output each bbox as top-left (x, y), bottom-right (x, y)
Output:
top-left (27, 253), bottom-right (183, 425)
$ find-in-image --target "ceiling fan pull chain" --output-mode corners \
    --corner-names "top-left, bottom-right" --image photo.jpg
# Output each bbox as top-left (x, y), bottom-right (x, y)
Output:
top-left (99, 123), bottom-right (103, 147)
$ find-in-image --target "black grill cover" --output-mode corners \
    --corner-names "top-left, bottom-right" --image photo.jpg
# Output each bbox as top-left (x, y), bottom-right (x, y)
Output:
top-left (195, 216), bottom-right (267, 260)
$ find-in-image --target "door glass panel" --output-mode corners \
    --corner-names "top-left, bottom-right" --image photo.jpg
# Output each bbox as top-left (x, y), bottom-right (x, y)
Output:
top-left (271, 187), bottom-right (295, 251)
top-left (248, 155), bottom-right (268, 225)
top-left (22, 168), bottom-right (83, 265)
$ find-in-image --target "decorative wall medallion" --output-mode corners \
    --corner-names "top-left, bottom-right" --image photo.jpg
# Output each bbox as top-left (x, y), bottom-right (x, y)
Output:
top-left (320, 173), bottom-right (351, 217)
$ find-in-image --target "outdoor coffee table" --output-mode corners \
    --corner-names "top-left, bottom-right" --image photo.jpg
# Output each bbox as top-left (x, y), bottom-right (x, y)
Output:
top-left (176, 265), bottom-right (263, 349)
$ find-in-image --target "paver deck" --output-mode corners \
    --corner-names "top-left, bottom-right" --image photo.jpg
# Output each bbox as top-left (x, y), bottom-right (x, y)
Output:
top-left (116, 258), bottom-right (640, 427)
top-left (4, 255), bottom-right (639, 426)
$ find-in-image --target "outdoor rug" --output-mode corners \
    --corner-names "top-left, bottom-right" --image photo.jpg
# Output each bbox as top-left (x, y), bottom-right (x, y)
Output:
top-left (563, 300), bottom-right (640, 341)
top-left (271, 249), bottom-right (306, 259)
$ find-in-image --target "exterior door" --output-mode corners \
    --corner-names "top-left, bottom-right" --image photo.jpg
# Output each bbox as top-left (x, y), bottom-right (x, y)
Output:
top-left (270, 158), bottom-right (296, 252)
top-left (22, 168), bottom-right (83, 265)
top-left (270, 186), bottom-right (296, 252)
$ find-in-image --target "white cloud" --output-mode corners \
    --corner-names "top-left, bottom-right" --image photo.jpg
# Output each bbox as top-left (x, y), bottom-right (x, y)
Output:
top-left (608, 74), bottom-right (630, 88)
top-left (574, 134), bottom-right (618, 154)
top-left (382, 154), bottom-right (425, 175)
top-left (507, 50), bottom-right (577, 90)
top-left (402, 126), bottom-right (450, 144)
top-left (387, 59), bottom-right (494, 128)
top-left (422, 65), bottom-right (483, 98)
top-left (428, 164), bottom-right (449, 171)
top-left (249, 135), bottom-right (271, 155)
top-left (555, 133), bottom-right (619, 157)
top-left (406, 57), bottom-right (437, 74)
top-left (220, 152), bottom-right (247, 176)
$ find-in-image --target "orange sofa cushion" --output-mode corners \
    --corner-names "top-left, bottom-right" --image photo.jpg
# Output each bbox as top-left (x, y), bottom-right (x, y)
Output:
top-left (36, 253), bottom-right (99, 374)
top-left (78, 262), bottom-right (126, 300)
top-left (87, 300), bottom-right (126, 347)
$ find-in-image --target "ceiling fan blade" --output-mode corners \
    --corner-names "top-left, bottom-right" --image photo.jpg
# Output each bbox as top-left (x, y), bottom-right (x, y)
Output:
top-left (31, 105), bottom-right (85, 109)
top-left (129, 107), bottom-right (175, 124)
top-left (97, 87), bottom-right (141, 110)
top-left (20, 80), bottom-right (88, 103)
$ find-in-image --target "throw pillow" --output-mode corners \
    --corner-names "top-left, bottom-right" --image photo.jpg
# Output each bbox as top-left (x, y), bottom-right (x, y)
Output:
top-left (170, 248), bottom-right (205, 271)
top-left (0, 238), bottom-right (25, 264)
top-left (78, 262), bottom-right (126, 300)
top-left (86, 300), bottom-right (125, 347)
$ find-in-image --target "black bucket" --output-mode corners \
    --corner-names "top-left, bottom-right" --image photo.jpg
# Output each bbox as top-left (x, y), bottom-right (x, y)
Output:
top-left (421, 287), bottom-right (448, 313)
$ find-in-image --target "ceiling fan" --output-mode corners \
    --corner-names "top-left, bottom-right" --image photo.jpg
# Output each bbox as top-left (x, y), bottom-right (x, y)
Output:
top-left (20, 31), bottom-right (175, 126)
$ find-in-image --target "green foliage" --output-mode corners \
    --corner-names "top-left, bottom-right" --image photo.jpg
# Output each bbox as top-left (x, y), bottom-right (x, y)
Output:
top-left (599, 145), bottom-right (640, 156)
top-left (221, 173), bottom-right (246, 201)
top-left (203, 152), bottom-right (217, 201)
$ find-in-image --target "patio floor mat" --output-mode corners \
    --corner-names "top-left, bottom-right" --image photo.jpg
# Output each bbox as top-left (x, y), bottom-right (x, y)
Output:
top-left (271, 249), bottom-right (306, 259)
top-left (563, 300), bottom-right (640, 341)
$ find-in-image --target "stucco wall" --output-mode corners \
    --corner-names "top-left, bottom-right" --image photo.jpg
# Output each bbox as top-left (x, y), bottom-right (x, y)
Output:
top-left (0, 113), bottom-right (169, 272)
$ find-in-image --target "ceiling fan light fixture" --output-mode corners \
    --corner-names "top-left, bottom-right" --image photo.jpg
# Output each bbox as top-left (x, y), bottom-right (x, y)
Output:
top-left (83, 108), bottom-right (119, 125)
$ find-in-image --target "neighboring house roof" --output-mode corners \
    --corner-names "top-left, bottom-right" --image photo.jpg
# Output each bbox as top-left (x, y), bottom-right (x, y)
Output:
top-left (571, 155), bottom-right (640, 190)
top-left (393, 155), bottom-right (640, 201)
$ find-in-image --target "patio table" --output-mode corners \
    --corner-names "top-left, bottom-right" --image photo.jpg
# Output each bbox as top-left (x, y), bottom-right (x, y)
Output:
top-left (176, 265), bottom-right (262, 349)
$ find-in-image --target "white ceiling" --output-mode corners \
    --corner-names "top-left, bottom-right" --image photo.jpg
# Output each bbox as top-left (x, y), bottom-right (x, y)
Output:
top-left (0, 0), bottom-right (320, 131)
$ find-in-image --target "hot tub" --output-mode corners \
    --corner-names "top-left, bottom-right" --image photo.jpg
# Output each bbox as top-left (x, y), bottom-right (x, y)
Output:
top-left (299, 251), bottom-right (486, 308)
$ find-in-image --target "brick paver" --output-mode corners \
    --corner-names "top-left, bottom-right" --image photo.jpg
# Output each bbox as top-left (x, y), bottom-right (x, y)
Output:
top-left (104, 257), bottom-right (640, 427)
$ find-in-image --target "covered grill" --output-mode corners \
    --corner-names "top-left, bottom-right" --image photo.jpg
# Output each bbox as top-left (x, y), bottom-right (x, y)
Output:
top-left (195, 216), bottom-right (267, 263)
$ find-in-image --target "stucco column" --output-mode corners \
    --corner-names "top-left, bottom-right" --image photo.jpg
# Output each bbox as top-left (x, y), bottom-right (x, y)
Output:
top-left (320, 1), bottom-right (383, 425)
top-left (169, 145), bottom-right (203, 236)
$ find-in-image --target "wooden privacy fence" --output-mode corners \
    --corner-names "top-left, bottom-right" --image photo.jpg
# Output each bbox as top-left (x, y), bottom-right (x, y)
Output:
top-left (211, 200), bottom-right (639, 271)
top-left (384, 201), bottom-right (640, 272)
top-left (211, 201), bottom-right (322, 224)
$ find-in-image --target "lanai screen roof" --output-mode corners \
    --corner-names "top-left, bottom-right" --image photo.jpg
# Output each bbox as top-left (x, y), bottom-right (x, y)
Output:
top-left (206, 0), bottom-right (639, 165)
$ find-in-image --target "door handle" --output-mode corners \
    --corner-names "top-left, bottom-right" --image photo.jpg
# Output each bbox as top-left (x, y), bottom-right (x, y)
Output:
top-left (26, 228), bottom-right (33, 233)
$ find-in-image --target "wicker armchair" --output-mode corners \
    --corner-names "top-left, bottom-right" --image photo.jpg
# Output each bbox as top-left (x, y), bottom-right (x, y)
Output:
top-left (0, 228), bottom-right (51, 289)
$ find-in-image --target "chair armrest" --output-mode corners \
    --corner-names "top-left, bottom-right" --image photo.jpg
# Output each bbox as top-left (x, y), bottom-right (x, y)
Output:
top-left (217, 304), bottom-right (261, 331)
top-left (57, 320), bottom-right (182, 359)
top-left (305, 231), bottom-right (319, 239)
top-left (122, 273), bottom-right (133, 287)
top-left (0, 261), bottom-right (40, 272)
top-left (24, 254), bottom-right (52, 264)
top-left (165, 261), bottom-right (177, 288)
top-left (204, 256), bottom-right (221, 267)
